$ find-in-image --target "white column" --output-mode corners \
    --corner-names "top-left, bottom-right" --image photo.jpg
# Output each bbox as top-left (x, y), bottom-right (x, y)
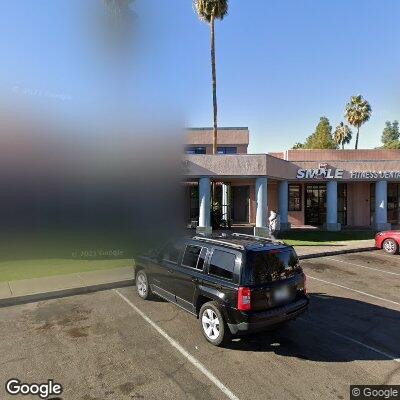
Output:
top-left (254, 177), bottom-right (268, 237)
top-left (326, 180), bottom-right (341, 231)
top-left (278, 180), bottom-right (291, 230)
top-left (222, 183), bottom-right (229, 222)
top-left (196, 177), bottom-right (212, 235)
top-left (375, 180), bottom-right (391, 230)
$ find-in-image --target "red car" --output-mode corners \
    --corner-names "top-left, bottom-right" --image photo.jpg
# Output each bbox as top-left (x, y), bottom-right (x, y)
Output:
top-left (375, 231), bottom-right (400, 254)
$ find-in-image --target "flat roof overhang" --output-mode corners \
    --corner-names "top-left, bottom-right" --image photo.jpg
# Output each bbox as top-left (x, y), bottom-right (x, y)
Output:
top-left (183, 155), bottom-right (400, 181)
top-left (183, 154), bottom-right (295, 180)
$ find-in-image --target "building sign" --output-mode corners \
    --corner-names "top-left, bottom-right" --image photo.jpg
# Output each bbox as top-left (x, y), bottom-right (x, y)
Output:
top-left (296, 168), bottom-right (343, 179)
top-left (297, 168), bottom-right (400, 180)
top-left (350, 171), bottom-right (400, 179)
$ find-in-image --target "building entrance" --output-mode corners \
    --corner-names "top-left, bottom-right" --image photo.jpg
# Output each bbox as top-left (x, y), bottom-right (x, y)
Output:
top-left (232, 186), bottom-right (249, 223)
top-left (305, 184), bottom-right (327, 225)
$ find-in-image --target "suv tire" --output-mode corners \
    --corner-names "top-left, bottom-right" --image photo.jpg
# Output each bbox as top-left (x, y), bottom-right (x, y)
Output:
top-left (136, 270), bottom-right (152, 300)
top-left (383, 238), bottom-right (398, 255)
top-left (199, 302), bottom-right (230, 346)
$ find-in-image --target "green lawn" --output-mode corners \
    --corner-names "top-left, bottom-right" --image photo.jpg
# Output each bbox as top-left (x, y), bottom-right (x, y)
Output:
top-left (279, 230), bottom-right (376, 246)
top-left (0, 258), bottom-right (134, 282)
top-left (0, 228), bottom-right (377, 282)
top-left (0, 228), bottom-right (144, 282)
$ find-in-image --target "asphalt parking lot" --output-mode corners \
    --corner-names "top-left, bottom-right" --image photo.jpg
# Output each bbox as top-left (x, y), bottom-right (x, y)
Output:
top-left (0, 250), bottom-right (399, 400)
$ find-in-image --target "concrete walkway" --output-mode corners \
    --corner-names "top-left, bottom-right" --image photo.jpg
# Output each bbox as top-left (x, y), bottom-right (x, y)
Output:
top-left (295, 239), bottom-right (375, 259)
top-left (0, 267), bottom-right (135, 307)
top-left (0, 239), bottom-right (376, 307)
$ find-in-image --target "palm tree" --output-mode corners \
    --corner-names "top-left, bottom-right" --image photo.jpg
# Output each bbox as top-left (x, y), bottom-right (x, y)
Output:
top-left (334, 122), bottom-right (352, 149)
top-left (345, 95), bottom-right (372, 149)
top-left (194, 0), bottom-right (228, 155)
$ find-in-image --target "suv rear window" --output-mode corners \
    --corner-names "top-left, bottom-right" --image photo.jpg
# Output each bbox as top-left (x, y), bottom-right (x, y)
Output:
top-left (209, 249), bottom-right (235, 280)
top-left (243, 248), bottom-right (300, 284)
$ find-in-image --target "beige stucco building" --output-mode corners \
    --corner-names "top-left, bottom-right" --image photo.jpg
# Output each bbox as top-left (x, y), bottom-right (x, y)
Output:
top-left (184, 127), bottom-right (400, 234)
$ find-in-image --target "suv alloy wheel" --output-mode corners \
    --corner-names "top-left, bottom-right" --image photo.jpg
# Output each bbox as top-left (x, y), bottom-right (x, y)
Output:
top-left (199, 302), bottom-right (230, 346)
top-left (136, 270), bottom-right (152, 299)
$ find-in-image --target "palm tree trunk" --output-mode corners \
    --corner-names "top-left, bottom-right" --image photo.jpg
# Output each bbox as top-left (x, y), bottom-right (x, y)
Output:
top-left (210, 14), bottom-right (218, 155)
top-left (355, 126), bottom-right (360, 149)
top-left (342, 142), bottom-right (344, 150)
top-left (210, 14), bottom-right (218, 204)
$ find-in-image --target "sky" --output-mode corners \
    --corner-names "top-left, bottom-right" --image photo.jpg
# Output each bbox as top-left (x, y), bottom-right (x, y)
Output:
top-left (1, 0), bottom-right (400, 152)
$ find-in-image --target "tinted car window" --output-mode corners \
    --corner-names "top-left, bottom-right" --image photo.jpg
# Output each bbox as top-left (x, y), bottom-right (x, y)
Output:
top-left (244, 248), bottom-right (300, 284)
top-left (162, 242), bottom-right (182, 263)
top-left (209, 249), bottom-right (235, 280)
top-left (182, 245), bottom-right (202, 269)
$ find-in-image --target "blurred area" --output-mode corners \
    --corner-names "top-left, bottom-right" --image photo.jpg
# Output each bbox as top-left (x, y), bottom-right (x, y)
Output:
top-left (0, 105), bottom-right (182, 266)
top-left (0, 0), bottom-right (188, 282)
top-left (0, 105), bottom-right (184, 280)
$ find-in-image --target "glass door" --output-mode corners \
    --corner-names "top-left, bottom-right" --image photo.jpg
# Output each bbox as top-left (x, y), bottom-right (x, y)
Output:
top-left (305, 184), bottom-right (327, 226)
top-left (388, 183), bottom-right (400, 224)
top-left (338, 183), bottom-right (347, 226)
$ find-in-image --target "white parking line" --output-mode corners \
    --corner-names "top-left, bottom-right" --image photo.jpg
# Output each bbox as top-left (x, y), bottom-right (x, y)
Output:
top-left (298, 318), bottom-right (400, 364)
top-left (323, 257), bottom-right (400, 276)
top-left (306, 275), bottom-right (400, 307)
top-left (330, 331), bottom-right (400, 364)
top-left (114, 289), bottom-right (240, 400)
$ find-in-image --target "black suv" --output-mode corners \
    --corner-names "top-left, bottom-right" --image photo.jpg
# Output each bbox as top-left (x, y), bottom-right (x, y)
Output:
top-left (134, 233), bottom-right (309, 346)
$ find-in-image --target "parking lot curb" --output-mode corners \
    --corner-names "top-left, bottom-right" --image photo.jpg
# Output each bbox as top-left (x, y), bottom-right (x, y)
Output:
top-left (0, 246), bottom-right (377, 307)
top-left (0, 279), bottom-right (135, 308)
top-left (298, 246), bottom-right (376, 260)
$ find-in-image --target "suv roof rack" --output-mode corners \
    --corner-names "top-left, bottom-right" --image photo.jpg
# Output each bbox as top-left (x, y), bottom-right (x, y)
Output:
top-left (231, 232), bottom-right (285, 245)
top-left (193, 236), bottom-right (245, 250)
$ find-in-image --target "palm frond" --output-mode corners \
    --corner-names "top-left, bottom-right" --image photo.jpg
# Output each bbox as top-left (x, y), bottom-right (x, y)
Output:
top-left (334, 122), bottom-right (352, 147)
top-left (345, 94), bottom-right (372, 128)
top-left (193, 0), bottom-right (228, 22)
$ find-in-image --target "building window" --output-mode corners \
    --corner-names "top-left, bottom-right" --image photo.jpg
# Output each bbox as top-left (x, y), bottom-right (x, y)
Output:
top-left (337, 183), bottom-right (347, 226)
top-left (370, 183), bottom-right (375, 225)
top-left (387, 183), bottom-right (400, 224)
top-left (217, 147), bottom-right (237, 154)
top-left (185, 146), bottom-right (206, 155)
top-left (288, 184), bottom-right (302, 211)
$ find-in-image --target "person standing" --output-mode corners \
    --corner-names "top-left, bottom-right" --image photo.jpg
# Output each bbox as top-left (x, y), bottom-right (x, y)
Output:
top-left (268, 210), bottom-right (280, 238)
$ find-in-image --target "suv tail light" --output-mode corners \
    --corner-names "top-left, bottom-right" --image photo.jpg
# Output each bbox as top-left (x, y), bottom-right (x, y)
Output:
top-left (303, 273), bottom-right (307, 295)
top-left (238, 287), bottom-right (251, 311)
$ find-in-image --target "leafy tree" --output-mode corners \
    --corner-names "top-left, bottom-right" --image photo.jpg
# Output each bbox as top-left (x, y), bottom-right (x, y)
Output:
top-left (334, 122), bottom-right (352, 149)
top-left (194, 0), bottom-right (228, 155)
top-left (384, 141), bottom-right (400, 149)
top-left (303, 117), bottom-right (337, 149)
top-left (292, 142), bottom-right (304, 149)
top-left (381, 120), bottom-right (400, 148)
top-left (345, 95), bottom-right (372, 149)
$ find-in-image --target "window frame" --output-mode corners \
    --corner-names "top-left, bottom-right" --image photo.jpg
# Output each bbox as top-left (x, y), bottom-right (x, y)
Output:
top-left (185, 146), bottom-right (206, 155)
top-left (288, 183), bottom-right (302, 212)
top-left (216, 146), bottom-right (237, 155)
top-left (180, 244), bottom-right (206, 271)
top-left (207, 248), bottom-right (236, 281)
